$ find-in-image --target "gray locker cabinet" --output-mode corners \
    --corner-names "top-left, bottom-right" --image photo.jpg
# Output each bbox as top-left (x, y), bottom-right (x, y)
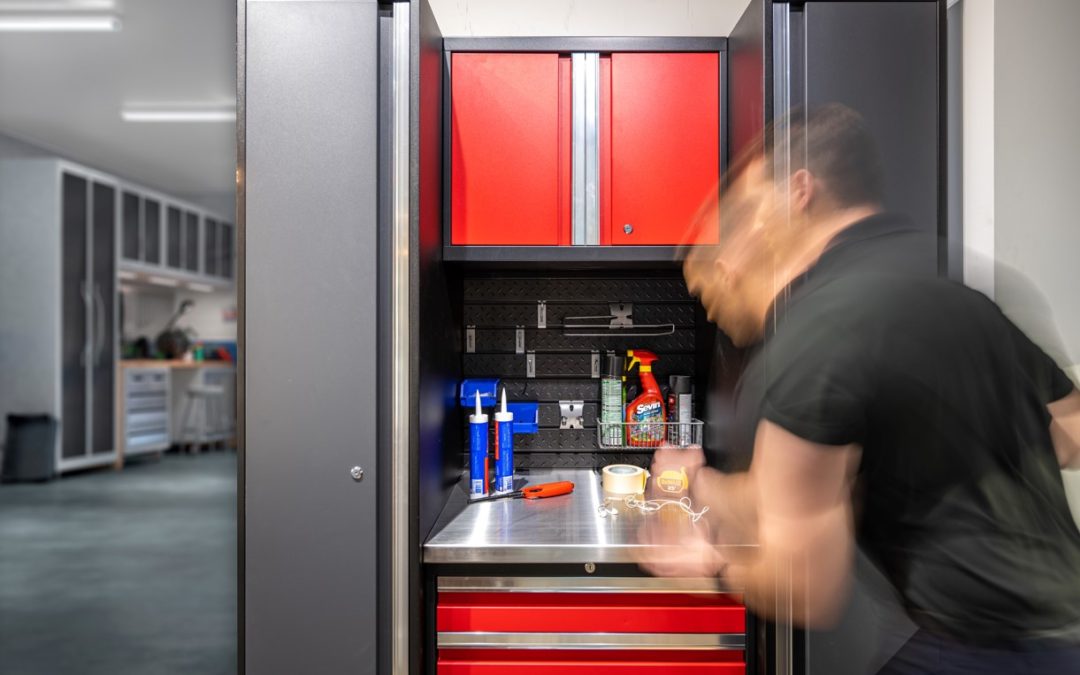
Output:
top-left (0, 159), bottom-right (119, 471)
top-left (242, 0), bottom-right (380, 672)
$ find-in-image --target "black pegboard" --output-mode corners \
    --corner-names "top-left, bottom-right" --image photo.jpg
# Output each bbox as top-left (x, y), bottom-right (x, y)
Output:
top-left (514, 453), bottom-right (651, 469)
top-left (465, 276), bottom-right (693, 303)
top-left (463, 353), bottom-right (698, 381)
top-left (472, 327), bottom-right (698, 353)
top-left (464, 302), bottom-right (696, 327)
top-left (460, 273), bottom-right (703, 468)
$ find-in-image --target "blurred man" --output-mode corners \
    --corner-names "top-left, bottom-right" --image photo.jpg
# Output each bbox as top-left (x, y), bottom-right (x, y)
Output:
top-left (645, 104), bottom-right (1080, 674)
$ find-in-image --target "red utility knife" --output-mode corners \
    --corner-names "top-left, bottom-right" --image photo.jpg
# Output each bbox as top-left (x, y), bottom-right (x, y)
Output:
top-left (470, 481), bottom-right (574, 503)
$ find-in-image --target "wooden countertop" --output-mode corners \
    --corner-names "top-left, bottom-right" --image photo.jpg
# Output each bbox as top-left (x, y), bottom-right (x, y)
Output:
top-left (120, 359), bottom-right (235, 369)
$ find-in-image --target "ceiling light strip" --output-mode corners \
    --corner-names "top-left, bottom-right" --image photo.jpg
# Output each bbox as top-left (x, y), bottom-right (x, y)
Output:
top-left (0, 15), bottom-right (120, 31)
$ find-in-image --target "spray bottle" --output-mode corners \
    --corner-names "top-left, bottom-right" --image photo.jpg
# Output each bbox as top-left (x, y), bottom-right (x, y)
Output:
top-left (469, 391), bottom-right (489, 498)
top-left (625, 350), bottom-right (666, 447)
top-left (494, 389), bottom-right (514, 493)
top-left (600, 352), bottom-right (624, 446)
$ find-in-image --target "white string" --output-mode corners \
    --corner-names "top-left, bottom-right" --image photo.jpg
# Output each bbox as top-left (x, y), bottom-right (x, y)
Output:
top-left (597, 494), bottom-right (710, 523)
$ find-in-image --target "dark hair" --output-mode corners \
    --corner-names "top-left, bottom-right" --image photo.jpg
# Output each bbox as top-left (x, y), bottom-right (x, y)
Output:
top-left (766, 103), bottom-right (885, 208)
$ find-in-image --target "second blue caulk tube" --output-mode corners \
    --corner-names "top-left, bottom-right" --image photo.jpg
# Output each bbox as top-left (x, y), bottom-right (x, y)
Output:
top-left (469, 391), bottom-right (489, 498)
top-left (494, 389), bottom-right (514, 493)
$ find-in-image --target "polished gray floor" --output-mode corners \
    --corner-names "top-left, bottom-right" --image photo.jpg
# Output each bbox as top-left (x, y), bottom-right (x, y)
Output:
top-left (0, 453), bottom-right (237, 675)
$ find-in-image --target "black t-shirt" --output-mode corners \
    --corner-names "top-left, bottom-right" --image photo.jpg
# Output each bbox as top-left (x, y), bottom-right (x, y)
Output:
top-left (730, 214), bottom-right (1080, 645)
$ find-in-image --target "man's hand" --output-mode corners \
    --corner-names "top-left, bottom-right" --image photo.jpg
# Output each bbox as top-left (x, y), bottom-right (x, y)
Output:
top-left (635, 520), bottom-right (727, 578)
top-left (651, 444), bottom-right (707, 491)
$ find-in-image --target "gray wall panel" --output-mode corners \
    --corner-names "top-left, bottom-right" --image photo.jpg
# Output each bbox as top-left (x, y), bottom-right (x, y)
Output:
top-left (805, 1), bottom-right (941, 250)
top-left (244, 2), bottom-right (378, 672)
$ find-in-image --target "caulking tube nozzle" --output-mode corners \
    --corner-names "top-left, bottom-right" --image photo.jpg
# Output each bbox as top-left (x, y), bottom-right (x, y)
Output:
top-left (500, 388), bottom-right (508, 416)
top-left (475, 390), bottom-right (482, 418)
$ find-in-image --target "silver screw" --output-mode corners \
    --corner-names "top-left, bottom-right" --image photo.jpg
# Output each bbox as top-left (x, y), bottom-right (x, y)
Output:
top-left (350, 466), bottom-right (364, 482)
top-left (584, 562), bottom-right (596, 574)
top-left (623, 223), bottom-right (633, 235)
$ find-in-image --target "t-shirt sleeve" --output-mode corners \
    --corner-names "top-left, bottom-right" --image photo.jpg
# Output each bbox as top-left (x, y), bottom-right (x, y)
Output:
top-left (1006, 316), bottom-right (1075, 404)
top-left (759, 301), bottom-right (873, 447)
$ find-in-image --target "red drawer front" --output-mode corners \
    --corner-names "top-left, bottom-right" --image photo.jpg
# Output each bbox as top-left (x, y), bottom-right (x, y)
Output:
top-left (438, 649), bottom-right (744, 674)
top-left (451, 52), bottom-right (572, 246)
top-left (438, 592), bottom-right (745, 634)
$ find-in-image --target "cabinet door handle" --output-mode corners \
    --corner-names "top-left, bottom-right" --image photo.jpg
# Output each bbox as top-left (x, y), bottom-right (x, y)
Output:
top-left (93, 284), bottom-right (107, 366)
top-left (80, 281), bottom-right (91, 368)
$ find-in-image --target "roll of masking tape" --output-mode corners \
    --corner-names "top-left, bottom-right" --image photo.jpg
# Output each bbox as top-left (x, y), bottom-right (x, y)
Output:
top-left (602, 464), bottom-right (650, 495)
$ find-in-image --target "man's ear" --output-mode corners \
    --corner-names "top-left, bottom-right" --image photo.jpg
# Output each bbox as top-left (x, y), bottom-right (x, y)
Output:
top-left (713, 256), bottom-right (734, 288)
top-left (790, 168), bottom-right (814, 213)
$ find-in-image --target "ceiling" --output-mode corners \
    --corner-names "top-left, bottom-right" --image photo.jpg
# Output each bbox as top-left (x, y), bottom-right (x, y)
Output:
top-left (428, 0), bottom-right (751, 37)
top-left (0, 0), bottom-right (235, 199)
top-left (0, 0), bottom-right (748, 201)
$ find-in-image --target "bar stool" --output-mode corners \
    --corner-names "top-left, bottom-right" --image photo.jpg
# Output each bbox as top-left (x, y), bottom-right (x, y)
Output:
top-left (178, 383), bottom-right (226, 452)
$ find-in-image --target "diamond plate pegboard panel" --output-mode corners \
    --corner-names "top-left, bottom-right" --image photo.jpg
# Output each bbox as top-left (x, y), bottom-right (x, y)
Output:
top-left (464, 303), bottom-right (697, 327)
top-left (499, 379), bottom-right (605, 401)
top-left (465, 277), bottom-right (693, 303)
top-left (513, 453), bottom-right (651, 469)
top-left (464, 353), bottom-right (697, 380)
top-left (472, 327), bottom-right (698, 353)
top-left (461, 427), bottom-right (597, 451)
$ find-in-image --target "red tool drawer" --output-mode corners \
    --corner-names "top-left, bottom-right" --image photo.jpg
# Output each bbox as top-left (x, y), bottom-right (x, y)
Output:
top-left (438, 649), bottom-right (745, 674)
top-left (438, 591), bottom-right (746, 634)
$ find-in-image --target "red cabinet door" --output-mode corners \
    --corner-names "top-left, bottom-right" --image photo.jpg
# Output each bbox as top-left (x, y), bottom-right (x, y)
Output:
top-left (451, 53), bottom-right (571, 246)
top-left (607, 52), bottom-right (720, 245)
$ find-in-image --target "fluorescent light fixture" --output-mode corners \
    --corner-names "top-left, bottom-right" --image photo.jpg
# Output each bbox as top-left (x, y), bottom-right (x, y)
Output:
top-left (0, 1), bottom-right (116, 9)
top-left (0, 14), bottom-right (120, 31)
top-left (117, 269), bottom-right (137, 281)
top-left (186, 282), bottom-right (215, 293)
top-left (122, 104), bottom-right (235, 123)
top-left (147, 275), bottom-right (179, 288)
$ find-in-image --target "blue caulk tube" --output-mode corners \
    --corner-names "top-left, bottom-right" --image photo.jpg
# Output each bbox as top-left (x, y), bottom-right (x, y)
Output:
top-left (494, 389), bottom-right (514, 493)
top-left (469, 391), bottom-right (489, 499)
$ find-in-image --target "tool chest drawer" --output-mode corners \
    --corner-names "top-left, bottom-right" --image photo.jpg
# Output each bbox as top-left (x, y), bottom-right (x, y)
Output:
top-left (435, 577), bottom-right (746, 674)
top-left (438, 649), bottom-right (745, 674)
top-left (122, 367), bottom-right (170, 455)
top-left (438, 591), bottom-right (745, 633)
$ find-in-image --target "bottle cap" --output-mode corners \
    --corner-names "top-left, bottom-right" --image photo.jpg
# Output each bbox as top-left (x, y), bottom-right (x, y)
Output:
top-left (602, 352), bottom-right (623, 378)
top-left (669, 375), bottom-right (692, 394)
top-left (470, 390), bottom-right (488, 423)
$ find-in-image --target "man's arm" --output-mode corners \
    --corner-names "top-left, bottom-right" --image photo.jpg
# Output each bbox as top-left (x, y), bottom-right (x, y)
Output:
top-left (1050, 388), bottom-right (1080, 470)
top-left (715, 420), bottom-right (860, 628)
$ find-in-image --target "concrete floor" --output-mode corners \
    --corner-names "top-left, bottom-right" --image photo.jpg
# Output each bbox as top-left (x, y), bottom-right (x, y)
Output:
top-left (0, 453), bottom-right (237, 675)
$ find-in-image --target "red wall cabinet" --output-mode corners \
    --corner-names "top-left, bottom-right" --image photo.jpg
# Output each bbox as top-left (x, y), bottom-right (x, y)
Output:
top-left (450, 52), bottom-right (572, 246)
top-left (606, 52), bottom-right (720, 245)
top-left (451, 51), bottom-right (720, 248)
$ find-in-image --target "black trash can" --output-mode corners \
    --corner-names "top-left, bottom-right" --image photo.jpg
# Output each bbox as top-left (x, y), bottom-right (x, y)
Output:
top-left (2, 415), bottom-right (58, 482)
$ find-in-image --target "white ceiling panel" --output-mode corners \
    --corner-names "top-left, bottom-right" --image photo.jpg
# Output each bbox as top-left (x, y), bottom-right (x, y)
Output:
top-left (0, 0), bottom-right (235, 196)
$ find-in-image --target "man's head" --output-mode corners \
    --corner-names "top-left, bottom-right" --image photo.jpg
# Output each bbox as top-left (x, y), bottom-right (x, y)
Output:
top-left (683, 104), bottom-right (885, 346)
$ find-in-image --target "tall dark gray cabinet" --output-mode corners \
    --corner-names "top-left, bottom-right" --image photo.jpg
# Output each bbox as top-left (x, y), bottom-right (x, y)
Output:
top-left (0, 160), bottom-right (118, 472)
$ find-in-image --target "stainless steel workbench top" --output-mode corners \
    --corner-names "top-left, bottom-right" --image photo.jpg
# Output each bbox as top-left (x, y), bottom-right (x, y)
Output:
top-left (423, 468), bottom-right (756, 565)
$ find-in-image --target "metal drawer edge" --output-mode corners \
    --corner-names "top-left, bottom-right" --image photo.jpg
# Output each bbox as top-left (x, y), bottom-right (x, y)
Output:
top-left (438, 576), bottom-right (727, 594)
top-left (437, 632), bottom-right (745, 651)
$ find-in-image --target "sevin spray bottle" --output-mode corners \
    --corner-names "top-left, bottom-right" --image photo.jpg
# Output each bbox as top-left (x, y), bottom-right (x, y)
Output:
top-left (625, 350), bottom-right (666, 447)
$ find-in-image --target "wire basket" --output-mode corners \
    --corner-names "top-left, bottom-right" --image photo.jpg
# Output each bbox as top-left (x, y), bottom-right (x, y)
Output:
top-left (596, 419), bottom-right (704, 450)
